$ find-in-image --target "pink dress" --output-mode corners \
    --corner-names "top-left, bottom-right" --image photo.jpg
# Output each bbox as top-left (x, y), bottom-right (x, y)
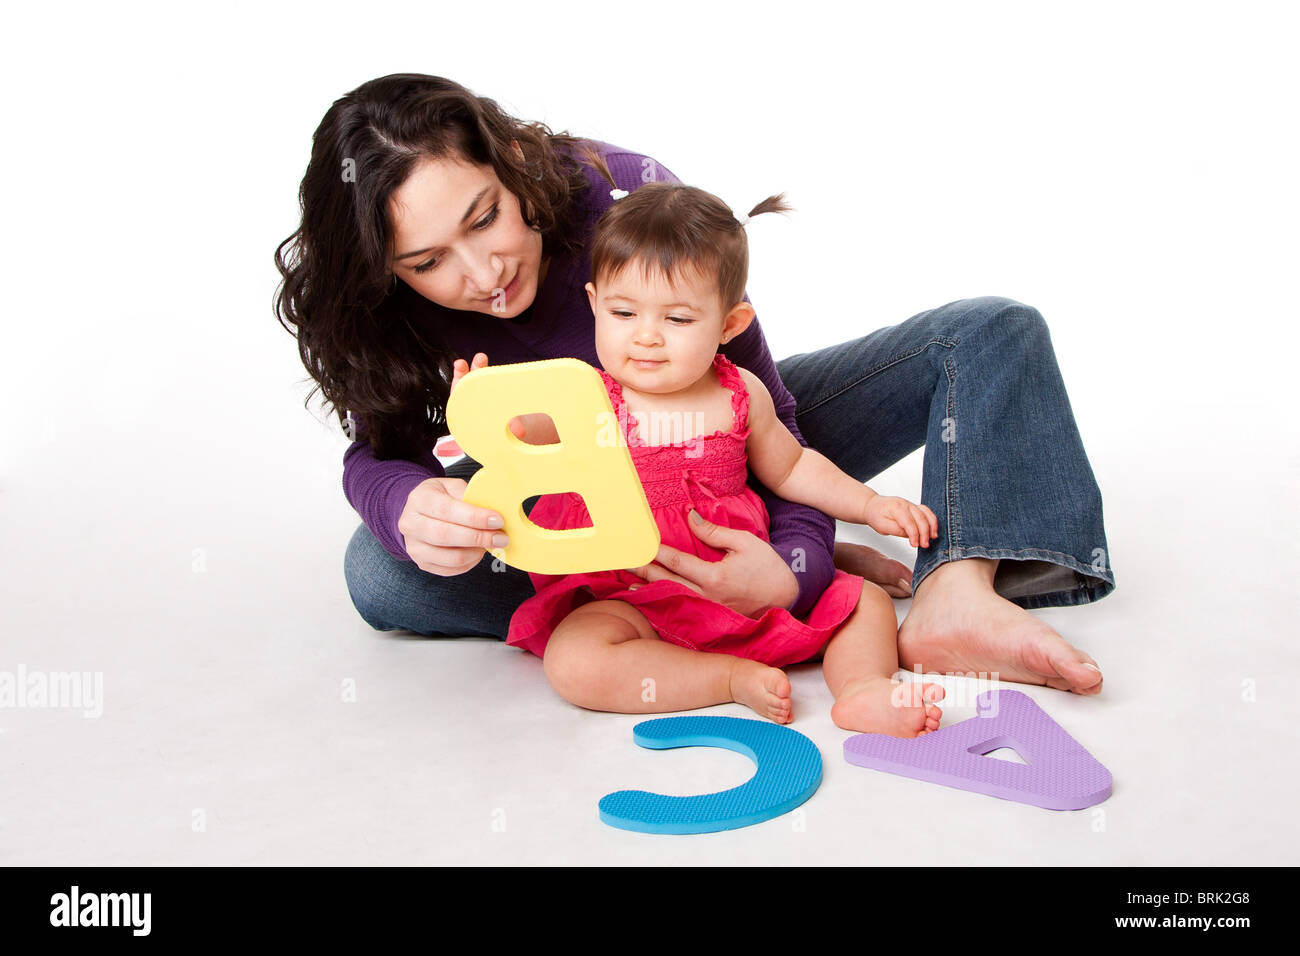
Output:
top-left (505, 354), bottom-right (865, 669)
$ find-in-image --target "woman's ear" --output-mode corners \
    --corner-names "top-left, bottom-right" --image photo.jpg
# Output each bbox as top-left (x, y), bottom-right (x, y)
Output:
top-left (720, 302), bottom-right (755, 344)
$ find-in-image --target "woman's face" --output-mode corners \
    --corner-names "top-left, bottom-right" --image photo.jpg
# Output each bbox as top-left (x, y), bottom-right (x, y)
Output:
top-left (386, 148), bottom-right (545, 318)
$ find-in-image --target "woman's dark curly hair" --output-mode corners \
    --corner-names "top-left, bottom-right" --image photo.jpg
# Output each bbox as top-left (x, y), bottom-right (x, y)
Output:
top-left (273, 73), bottom-right (603, 461)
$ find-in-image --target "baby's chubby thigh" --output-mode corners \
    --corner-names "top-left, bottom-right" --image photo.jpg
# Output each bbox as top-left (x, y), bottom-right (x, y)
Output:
top-left (541, 599), bottom-right (661, 704)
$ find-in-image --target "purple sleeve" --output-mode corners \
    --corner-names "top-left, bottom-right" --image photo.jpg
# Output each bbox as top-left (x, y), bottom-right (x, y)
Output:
top-left (622, 151), bottom-right (836, 616)
top-left (724, 311), bottom-right (837, 617)
top-left (341, 414), bottom-right (445, 562)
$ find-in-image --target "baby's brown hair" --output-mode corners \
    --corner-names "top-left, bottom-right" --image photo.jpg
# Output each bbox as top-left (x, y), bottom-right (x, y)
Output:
top-left (579, 147), bottom-right (792, 312)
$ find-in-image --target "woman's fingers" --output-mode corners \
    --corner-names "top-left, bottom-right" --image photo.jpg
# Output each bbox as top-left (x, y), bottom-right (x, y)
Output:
top-left (633, 561), bottom-right (704, 595)
top-left (406, 479), bottom-right (503, 536)
top-left (653, 541), bottom-right (719, 586)
top-left (426, 498), bottom-right (504, 537)
top-left (409, 542), bottom-right (488, 575)
top-left (629, 542), bottom-right (715, 594)
top-left (408, 512), bottom-right (508, 551)
top-left (400, 510), bottom-right (504, 556)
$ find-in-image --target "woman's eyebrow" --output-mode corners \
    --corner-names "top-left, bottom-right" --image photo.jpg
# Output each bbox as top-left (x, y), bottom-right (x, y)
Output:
top-left (395, 185), bottom-right (492, 260)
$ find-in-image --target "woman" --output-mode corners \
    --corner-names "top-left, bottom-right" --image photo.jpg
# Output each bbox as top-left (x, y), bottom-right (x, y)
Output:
top-left (274, 73), bottom-right (1113, 695)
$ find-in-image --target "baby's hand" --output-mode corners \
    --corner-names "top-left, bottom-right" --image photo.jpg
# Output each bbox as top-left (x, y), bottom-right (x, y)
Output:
top-left (435, 353), bottom-right (528, 457)
top-left (864, 495), bottom-right (939, 549)
top-left (449, 352), bottom-right (490, 393)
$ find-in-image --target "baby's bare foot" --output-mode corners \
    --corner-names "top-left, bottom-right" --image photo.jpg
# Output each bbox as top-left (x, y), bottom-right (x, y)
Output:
top-left (831, 677), bottom-right (944, 737)
top-left (728, 658), bottom-right (792, 723)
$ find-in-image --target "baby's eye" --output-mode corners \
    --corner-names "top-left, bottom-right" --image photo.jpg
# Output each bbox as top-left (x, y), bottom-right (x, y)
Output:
top-left (610, 310), bottom-right (634, 318)
top-left (668, 316), bottom-right (694, 325)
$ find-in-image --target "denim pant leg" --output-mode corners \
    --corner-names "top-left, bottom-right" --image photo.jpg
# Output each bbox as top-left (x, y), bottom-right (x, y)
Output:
top-left (342, 457), bottom-right (537, 638)
top-left (775, 296), bottom-right (1115, 610)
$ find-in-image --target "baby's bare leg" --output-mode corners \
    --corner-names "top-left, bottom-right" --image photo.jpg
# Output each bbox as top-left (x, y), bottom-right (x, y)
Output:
top-left (822, 584), bottom-right (944, 737)
top-left (542, 599), bottom-right (792, 722)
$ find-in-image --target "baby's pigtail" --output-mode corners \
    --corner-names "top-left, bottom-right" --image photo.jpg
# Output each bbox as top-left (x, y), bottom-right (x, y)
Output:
top-left (576, 143), bottom-right (619, 193)
top-left (742, 193), bottom-right (795, 222)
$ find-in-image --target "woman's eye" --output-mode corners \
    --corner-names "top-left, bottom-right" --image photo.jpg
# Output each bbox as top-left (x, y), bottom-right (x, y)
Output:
top-left (411, 205), bottom-right (499, 275)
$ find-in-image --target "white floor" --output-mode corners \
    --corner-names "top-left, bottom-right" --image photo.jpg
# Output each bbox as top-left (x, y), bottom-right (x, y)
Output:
top-left (3, 399), bottom-right (1295, 866)
top-left (3, 0), bottom-right (1297, 866)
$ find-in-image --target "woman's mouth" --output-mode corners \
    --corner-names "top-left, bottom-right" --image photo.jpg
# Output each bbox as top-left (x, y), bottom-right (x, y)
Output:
top-left (485, 271), bottom-right (520, 306)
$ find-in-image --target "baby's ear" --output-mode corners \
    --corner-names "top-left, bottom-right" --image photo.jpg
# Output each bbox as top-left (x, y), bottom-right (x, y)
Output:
top-left (722, 301), bottom-right (755, 344)
top-left (585, 282), bottom-right (598, 314)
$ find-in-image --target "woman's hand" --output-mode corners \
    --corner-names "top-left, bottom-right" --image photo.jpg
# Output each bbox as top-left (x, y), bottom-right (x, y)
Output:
top-left (625, 509), bottom-right (799, 617)
top-left (863, 495), bottom-right (939, 548)
top-left (398, 476), bottom-right (509, 576)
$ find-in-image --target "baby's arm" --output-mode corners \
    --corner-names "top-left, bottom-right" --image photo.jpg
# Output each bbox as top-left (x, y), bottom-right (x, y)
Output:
top-left (737, 367), bottom-right (937, 547)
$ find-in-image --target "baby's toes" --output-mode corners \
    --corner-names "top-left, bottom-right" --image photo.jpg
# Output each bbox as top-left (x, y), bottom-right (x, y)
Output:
top-left (768, 697), bottom-right (792, 722)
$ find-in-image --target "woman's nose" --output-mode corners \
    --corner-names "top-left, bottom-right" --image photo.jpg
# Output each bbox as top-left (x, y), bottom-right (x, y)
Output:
top-left (467, 252), bottom-right (505, 297)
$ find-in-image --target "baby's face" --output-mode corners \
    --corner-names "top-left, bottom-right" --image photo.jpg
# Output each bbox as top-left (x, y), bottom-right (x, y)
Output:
top-left (587, 261), bottom-right (747, 396)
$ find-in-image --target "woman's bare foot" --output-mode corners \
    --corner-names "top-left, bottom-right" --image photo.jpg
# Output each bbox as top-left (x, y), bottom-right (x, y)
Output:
top-left (831, 676), bottom-right (944, 736)
top-left (899, 559), bottom-right (1103, 695)
top-left (833, 541), bottom-right (915, 598)
top-left (728, 658), bottom-right (793, 723)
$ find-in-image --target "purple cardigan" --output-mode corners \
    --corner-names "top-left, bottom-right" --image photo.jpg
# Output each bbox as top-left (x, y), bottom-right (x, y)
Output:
top-left (342, 139), bottom-right (836, 616)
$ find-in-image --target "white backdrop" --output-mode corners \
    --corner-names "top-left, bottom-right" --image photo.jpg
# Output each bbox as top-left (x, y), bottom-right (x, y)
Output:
top-left (1, 0), bottom-right (1296, 866)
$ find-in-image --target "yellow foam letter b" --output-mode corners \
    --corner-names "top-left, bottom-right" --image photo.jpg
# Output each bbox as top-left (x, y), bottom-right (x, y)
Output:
top-left (445, 358), bottom-right (659, 575)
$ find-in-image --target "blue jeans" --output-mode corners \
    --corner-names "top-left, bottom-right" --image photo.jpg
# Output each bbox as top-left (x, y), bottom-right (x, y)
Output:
top-left (344, 296), bottom-right (1115, 635)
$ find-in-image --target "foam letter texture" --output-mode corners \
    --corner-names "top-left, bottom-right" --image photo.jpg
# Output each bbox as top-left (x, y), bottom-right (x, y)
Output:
top-left (445, 358), bottom-right (659, 574)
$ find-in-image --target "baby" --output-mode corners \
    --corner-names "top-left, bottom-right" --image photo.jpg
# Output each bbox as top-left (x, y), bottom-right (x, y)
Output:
top-left (455, 170), bottom-right (943, 737)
